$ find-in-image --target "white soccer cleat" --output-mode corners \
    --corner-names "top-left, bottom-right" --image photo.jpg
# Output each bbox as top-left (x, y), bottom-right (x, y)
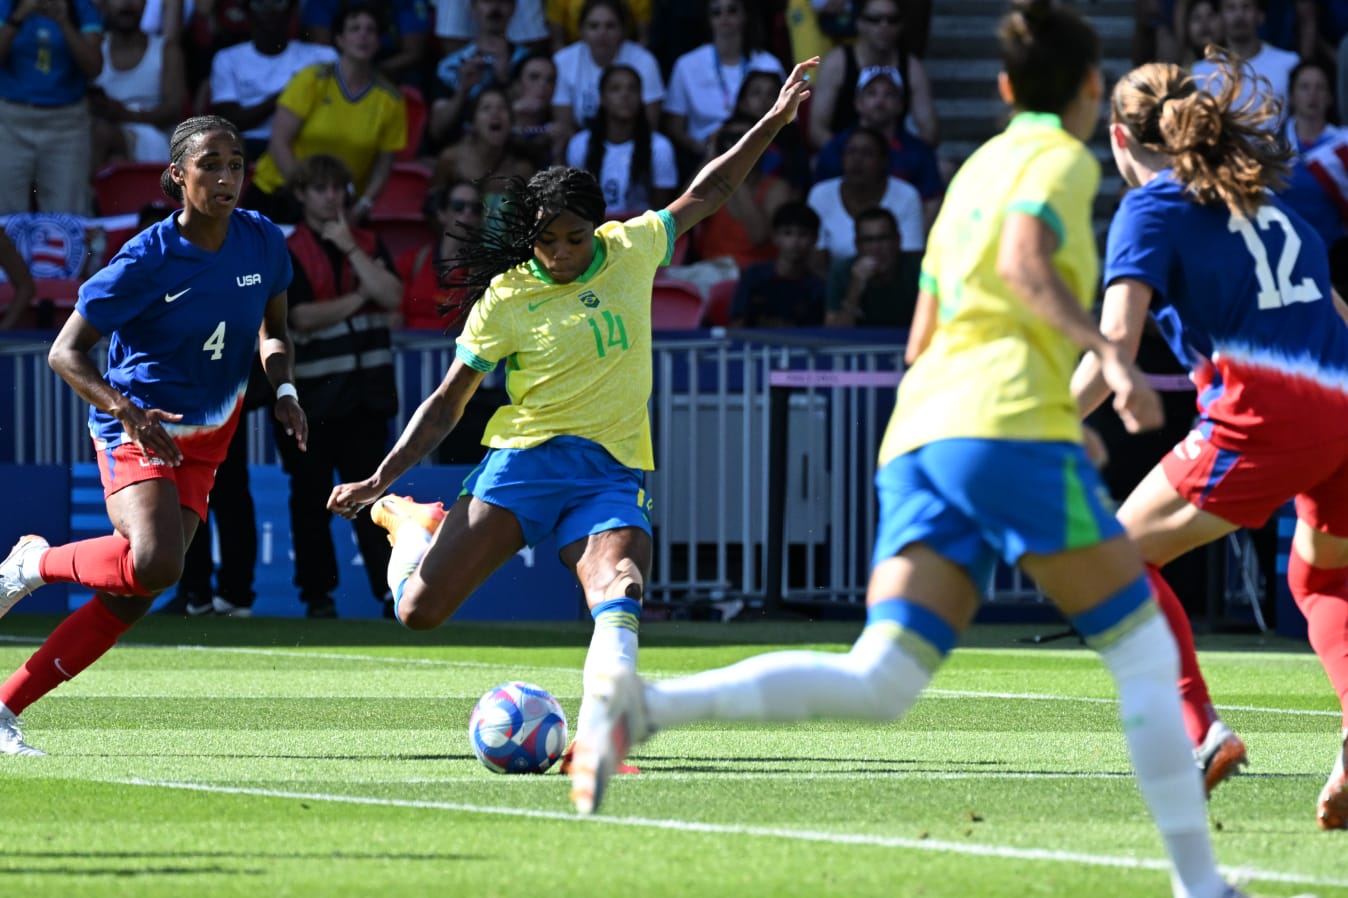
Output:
top-left (0, 710), bottom-right (46, 756)
top-left (569, 667), bottom-right (651, 815)
top-left (0, 534), bottom-right (48, 620)
top-left (212, 596), bottom-right (253, 618)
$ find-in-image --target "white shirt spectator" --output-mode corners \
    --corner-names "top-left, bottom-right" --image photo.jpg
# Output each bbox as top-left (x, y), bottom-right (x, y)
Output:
top-left (96, 33), bottom-right (171, 162)
top-left (210, 41), bottom-right (339, 142)
top-left (565, 129), bottom-right (678, 212)
top-left (808, 176), bottom-right (925, 257)
top-left (552, 40), bottom-right (664, 129)
top-left (666, 45), bottom-right (783, 142)
top-left (1193, 42), bottom-right (1299, 125)
top-left (437, 0), bottom-right (548, 45)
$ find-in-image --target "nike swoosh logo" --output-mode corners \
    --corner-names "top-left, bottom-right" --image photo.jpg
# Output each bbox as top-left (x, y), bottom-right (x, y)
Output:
top-left (165, 288), bottom-right (191, 303)
top-left (54, 657), bottom-right (72, 679)
top-left (527, 296), bottom-right (558, 312)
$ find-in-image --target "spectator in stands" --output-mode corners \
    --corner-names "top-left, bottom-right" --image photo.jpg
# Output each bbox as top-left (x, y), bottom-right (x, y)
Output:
top-left (1192, 0), bottom-right (1299, 117)
top-left (692, 115), bottom-right (792, 271)
top-left (209, 0), bottom-right (337, 160)
top-left (280, 153), bottom-right (402, 619)
top-left (244, 2), bottom-right (407, 224)
top-left (808, 0), bottom-right (936, 149)
top-left (510, 51), bottom-right (560, 165)
top-left (551, 0), bottom-right (663, 146)
top-left (825, 206), bottom-right (918, 327)
top-left (566, 64), bottom-right (676, 213)
top-left (548, 0), bottom-right (651, 48)
top-left (663, 0), bottom-right (783, 176)
top-left (1299, 0), bottom-right (1348, 63)
top-left (0, 228), bottom-right (36, 331)
top-left (183, 0), bottom-right (253, 95)
top-left (732, 69), bottom-right (810, 190)
top-left (427, 0), bottom-right (529, 150)
top-left (430, 85), bottom-right (536, 208)
top-left (1281, 59), bottom-right (1348, 291)
top-left (808, 126), bottom-right (923, 262)
top-left (397, 179), bottom-right (483, 331)
top-left (728, 201), bottom-right (825, 327)
top-left (141, 0), bottom-right (187, 36)
top-left (299, 0), bottom-right (430, 87)
top-left (438, 0), bottom-right (548, 56)
top-left (0, 0), bottom-right (104, 216)
top-left (90, 0), bottom-right (185, 171)
top-left (1176, 0), bottom-right (1222, 66)
top-left (814, 64), bottom-right (941, 227)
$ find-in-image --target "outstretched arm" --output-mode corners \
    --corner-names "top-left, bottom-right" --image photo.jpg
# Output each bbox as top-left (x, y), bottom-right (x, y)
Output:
top-left (328, 358), bottom-right (487, 518)
top-left (664, 57), bottom-right (819, 239)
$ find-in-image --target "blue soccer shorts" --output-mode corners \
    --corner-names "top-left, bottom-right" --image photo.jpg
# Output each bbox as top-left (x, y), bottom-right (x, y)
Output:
top-left (872, 437), bottom-right (1124, 589)
top-left (461, 435), bottom-right (653, 548)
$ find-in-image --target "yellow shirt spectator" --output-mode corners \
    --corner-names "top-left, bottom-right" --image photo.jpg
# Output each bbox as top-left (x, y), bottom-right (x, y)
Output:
top-left (546, 0), bottom-right (651, 44)
top-left (251, 63), bottom-right (407, 196)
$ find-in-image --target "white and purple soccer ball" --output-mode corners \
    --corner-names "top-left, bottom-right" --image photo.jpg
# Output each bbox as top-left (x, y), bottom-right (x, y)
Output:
top-left (468, 681), bottom-right (569, 774)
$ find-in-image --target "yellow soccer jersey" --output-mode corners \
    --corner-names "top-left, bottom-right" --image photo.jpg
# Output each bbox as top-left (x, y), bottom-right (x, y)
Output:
top-left (251, 63), bottom-right (407, 195)
top-left (878, 112), bottom-right (1101, 465)
top-left (454, 209), bottom-right (676, 470)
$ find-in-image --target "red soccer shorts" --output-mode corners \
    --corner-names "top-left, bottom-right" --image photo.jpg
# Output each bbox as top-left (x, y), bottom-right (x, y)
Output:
top-left (94, 412), bottom-right (240, 521)
top-left (1162, 427), bottom-right (1348, 534)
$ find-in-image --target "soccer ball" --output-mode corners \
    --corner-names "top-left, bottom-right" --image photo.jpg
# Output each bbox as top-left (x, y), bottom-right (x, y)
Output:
top-left (468, 681), bottom-right (568, 774)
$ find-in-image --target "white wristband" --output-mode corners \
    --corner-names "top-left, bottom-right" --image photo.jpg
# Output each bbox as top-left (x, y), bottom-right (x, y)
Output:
top-left (276, 382), bottom-right (299, 402)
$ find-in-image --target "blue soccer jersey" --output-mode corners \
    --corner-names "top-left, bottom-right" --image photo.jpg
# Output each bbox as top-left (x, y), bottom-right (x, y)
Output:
top-left (1104, 172), bottom-right (1348, 450)
top-left (77, 209), bottom-right (293, 447)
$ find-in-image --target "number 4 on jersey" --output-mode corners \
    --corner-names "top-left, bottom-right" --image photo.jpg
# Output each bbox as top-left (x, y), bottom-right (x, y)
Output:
top-left (1227, 207), bottom-right (1323, 309)
top-left (202, 321), bottom-right (226, 360)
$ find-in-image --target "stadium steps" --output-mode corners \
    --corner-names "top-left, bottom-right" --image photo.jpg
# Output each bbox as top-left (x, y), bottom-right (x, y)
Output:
top-left (928, 0), bottom-right (1137, 240)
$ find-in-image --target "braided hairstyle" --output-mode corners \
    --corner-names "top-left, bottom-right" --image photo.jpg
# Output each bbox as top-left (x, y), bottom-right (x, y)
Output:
top-left (439, 167), bottom-right (606, 315)
top-left (160, 115), bottom-right (245, 202)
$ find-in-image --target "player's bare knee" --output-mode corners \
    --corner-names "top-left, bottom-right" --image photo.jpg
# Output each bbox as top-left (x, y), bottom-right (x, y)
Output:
top-left (133, 547), bottom-right (183, 594)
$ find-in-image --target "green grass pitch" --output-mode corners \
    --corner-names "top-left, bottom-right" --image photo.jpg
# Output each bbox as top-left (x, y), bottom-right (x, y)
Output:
top-left (0, 616), bottom-right (1343, 897)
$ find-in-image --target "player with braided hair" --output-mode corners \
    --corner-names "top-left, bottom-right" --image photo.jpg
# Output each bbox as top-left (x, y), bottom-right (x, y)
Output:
top-left (327, 56), bottom-right (819, 769)
top-left (0, 115), bottom-right (306, 755)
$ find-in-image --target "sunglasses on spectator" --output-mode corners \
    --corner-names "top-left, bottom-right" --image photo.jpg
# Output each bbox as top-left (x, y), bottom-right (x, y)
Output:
top-left (448, 199), bottom-right (481, 213)
top-left (709, 5), bottom-right (740, 15)
top-left (860, 14), bottom-right (900, 25)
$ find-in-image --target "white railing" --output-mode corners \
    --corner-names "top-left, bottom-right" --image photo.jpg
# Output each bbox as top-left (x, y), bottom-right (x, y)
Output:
top-left (0, 331), bottom-right (1047, 609)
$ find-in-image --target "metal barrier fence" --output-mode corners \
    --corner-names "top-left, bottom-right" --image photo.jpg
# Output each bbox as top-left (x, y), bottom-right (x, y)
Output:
top-left (1, 331), bottom-right (1047, 610)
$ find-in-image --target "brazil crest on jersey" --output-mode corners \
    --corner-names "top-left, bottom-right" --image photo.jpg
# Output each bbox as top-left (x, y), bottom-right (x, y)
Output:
top-left (454, 209), bottom-right (675, 470)
top-left (77, 209), bottom-right (293, 446)
top-left (1104, 173), bottom-right (1348, 450)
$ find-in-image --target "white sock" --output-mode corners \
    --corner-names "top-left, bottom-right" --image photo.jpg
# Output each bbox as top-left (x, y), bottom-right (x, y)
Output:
top-left (574, 617), bottom-right (639, 742)
top-left (1097, 614), bottom-right (1227, 898)
top-left (386, 522), bottom-right (431, 603)
top-left (19, 547), bottom-right (46, 587)
top-left (645, 625), bottom-right (933, 729)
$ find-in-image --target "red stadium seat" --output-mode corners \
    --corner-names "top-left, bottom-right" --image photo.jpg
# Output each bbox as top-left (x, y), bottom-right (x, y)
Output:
top-left (651, 278), bottom-right (705, 330)
top-left (371, 162), bottom-right (431, 219)
top-left (398, 85), bottom-right (427, 161)
top-left (93, 162), bottom-right (179, 217)
top-left (371, 215), bottom-right (435, 261)
top-left (705, 278), bottom-right (737, 327)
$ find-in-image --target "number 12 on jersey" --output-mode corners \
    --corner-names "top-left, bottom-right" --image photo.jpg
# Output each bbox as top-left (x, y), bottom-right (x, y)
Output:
top-left (1227, 206), bottom-right (1323, 310)
top-left (588, 311), bottom-right (628, 359)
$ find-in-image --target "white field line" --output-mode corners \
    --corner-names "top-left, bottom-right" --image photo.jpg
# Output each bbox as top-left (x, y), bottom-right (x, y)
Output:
top-left (1, 634), bottom-right (1336, 717)
top-left (111, 777), bottom-right (1348, 891)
